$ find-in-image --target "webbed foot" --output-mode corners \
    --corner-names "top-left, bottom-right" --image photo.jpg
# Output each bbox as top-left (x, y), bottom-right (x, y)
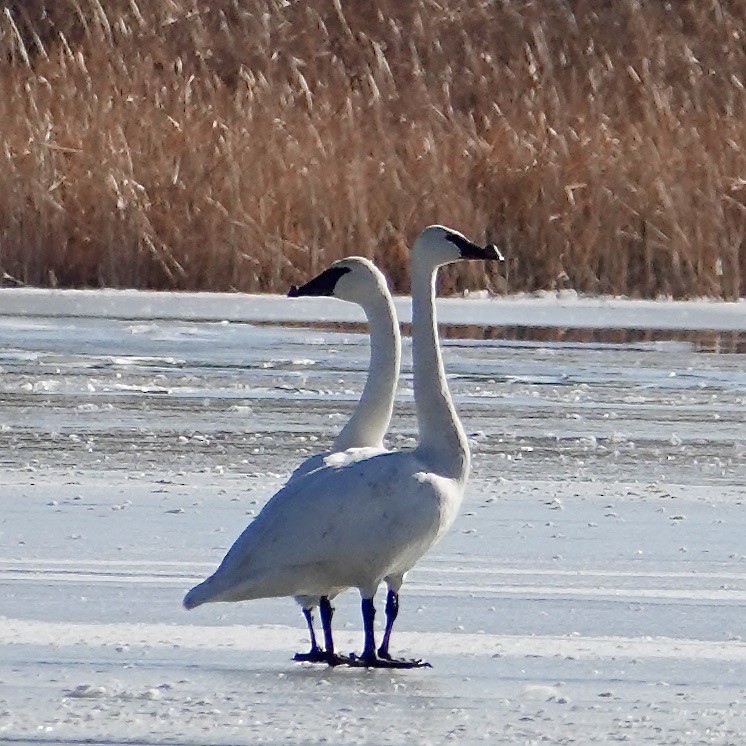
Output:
top-left (347, 652), bottom-right (431, 669)
top-left (293, 648), bottom-right (354, 666)
top-left (293, 647), bottom-right (328, 664)
top-left (325, 652), bottom-right (355, 667)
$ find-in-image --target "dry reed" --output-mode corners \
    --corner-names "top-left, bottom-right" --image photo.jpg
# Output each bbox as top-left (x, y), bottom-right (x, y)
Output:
top-left (0, 0), bottom-right (744, 297)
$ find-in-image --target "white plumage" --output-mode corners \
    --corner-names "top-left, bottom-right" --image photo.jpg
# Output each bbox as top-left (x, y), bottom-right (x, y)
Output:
top-left (184, 225), bottom-right (502, 667)
top-left (285, 257), bottom-right (401, 660)
top-left (186, 450), bottom-right (448, 602)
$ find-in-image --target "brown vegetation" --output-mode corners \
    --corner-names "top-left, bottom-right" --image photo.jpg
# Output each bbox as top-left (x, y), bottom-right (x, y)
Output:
top-left (0, 1), bottom-right (744, 297)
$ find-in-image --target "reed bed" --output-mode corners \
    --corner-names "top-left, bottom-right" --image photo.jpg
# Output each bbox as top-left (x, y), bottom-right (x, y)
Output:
top-left (0, 1), bottom-right (744, 297)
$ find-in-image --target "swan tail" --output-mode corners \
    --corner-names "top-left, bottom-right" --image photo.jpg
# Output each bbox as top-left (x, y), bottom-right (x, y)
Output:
top-left (183, 563), bottom-right (263, 609)
top-left (183, 575), bottom-right (223, 610)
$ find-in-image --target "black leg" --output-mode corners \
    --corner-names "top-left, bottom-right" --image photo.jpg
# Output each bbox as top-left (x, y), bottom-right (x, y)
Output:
top-left (320, 597), bottom-right (335, 655)
top-left (304, 607), bottom-right (320, 652)
top-left (377, 589), bottom-right (399, 659)
top-left (319, 596), bottom-right (349, 666)
top-left (361, 597), bottom-right (377, 659)
top-left (293, 606), bottom-right (327, 663)
top-left (348, 594), bottom-right (431, 669)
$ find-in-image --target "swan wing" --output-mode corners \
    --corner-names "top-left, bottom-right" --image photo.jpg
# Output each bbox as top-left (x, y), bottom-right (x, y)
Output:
top-left (184, 450), bottom-right (452, 606)
top-left (287, 452), bottom-right (326, 483)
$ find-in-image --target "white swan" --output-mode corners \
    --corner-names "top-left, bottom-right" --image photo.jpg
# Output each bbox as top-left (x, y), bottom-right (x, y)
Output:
top-left (184, 226), bottom-right (502, 667)
top-left (286, 257), bottom-right (401, 662)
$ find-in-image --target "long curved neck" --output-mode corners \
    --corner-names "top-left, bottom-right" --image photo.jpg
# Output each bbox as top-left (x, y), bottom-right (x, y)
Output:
top-left (411, 255), bottom-right (470, 482)
top-left (333, 289), bottom-right (400, 451)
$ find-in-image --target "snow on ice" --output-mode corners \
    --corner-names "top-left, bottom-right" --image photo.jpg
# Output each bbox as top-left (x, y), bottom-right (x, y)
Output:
top-left (0, 289), bottom-right (744, 744)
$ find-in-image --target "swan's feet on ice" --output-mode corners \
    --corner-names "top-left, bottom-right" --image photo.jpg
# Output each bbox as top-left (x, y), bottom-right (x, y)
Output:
top-left (349, 597), bottom-right (432, 668)
top-left (327, 653), bottom-right (355, 667)
top-left (293, 647), bottom-right (328, 664)
top-left (293, 648), bottom-right (354, 666)
top-left (347, 652), bottom-right (431, 669)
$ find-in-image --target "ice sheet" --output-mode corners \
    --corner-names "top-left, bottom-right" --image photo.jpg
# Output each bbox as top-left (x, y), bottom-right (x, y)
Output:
top-left (1, 286), bottom-right (745, 330)
top-left (0, 301), bottom-right (744, 744)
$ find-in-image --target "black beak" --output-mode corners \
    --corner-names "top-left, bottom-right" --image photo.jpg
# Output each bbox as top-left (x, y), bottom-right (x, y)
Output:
top-left (446, 233), bottom-right (505, 261)
top-left (481, 243), bottom-right (505, 261)
top-left (287, 266), bottom-right (352, 298)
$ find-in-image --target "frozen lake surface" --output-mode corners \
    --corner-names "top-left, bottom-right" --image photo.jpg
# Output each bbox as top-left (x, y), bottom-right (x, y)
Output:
top-left (1, 291), bottom-right (745, 744)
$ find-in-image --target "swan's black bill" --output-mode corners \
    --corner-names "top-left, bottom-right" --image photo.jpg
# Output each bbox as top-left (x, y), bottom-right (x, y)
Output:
top-left (288, 266), bottom-right (352, 298)
top-left (446, 233), bottom-right (504, 262)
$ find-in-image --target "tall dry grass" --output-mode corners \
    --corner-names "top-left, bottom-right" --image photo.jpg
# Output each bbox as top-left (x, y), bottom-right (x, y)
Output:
top-left (0, 0), bottom-right (744, 297)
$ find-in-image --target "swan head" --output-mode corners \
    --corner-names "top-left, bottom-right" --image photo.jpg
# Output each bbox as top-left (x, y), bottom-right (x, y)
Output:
top-left (288, 257), bottom-right (389, 306)
top-left (412, 225), bottom-right (504, 267)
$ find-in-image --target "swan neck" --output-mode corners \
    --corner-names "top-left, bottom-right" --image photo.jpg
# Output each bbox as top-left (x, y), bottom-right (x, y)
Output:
top-left (334, 289), bottom-right (400, 450)
top-left (411, 258), bottom-right (469, 481)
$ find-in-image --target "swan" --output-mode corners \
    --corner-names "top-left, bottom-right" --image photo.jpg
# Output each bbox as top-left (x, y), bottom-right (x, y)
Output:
top-left (183, 225), bottom-right (503, 667)
top-left (285, 257), bottom-right (401, 662)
